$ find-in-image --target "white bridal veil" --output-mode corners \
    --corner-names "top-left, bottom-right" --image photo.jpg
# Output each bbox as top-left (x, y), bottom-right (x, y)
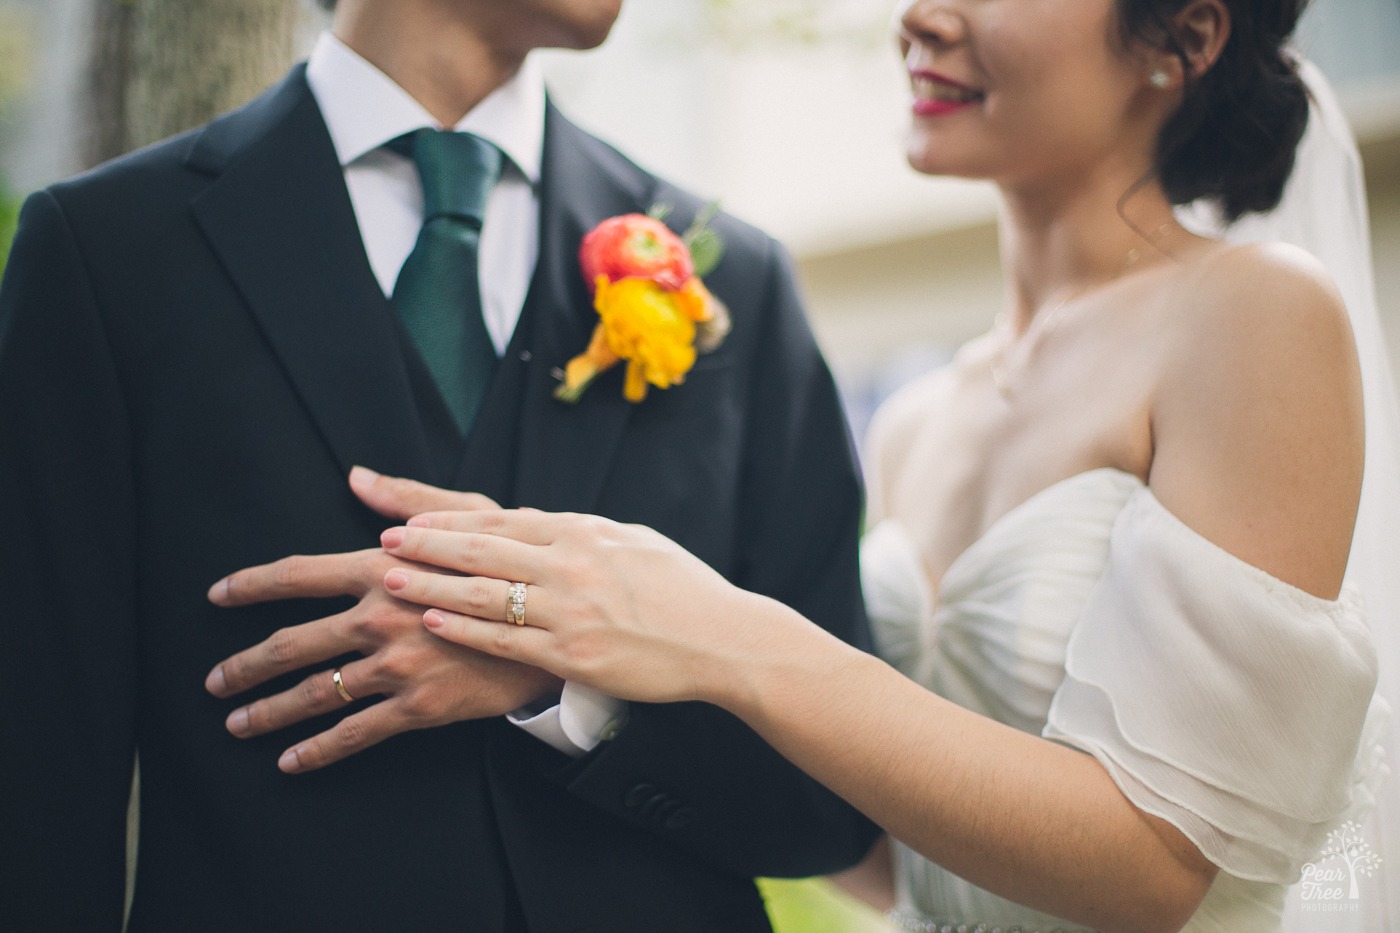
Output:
top-left (1183, 59), bottom-right (1398, 932)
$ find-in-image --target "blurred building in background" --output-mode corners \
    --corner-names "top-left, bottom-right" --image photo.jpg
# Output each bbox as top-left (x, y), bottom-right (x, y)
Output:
top-left (2, 0), bottom-right (1397, 446)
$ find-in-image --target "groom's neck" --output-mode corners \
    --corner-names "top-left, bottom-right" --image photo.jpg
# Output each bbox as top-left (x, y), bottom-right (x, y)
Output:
top-left (332, 0), bottom-right (528, 127)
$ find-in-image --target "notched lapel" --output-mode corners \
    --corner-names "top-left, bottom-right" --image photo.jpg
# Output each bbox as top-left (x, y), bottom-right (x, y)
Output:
top-left (189, 71), bottom-right (436, 483)
top-left (514, 108), bottom-right (662, 515)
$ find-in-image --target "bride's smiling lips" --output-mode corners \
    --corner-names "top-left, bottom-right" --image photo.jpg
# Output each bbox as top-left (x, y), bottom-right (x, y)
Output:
top-left (910, 69), bottom-right (984, 116)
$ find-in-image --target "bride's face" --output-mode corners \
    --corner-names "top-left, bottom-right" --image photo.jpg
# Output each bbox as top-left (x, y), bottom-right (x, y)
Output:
top-left (896, 0), bottom-right (1162, 187)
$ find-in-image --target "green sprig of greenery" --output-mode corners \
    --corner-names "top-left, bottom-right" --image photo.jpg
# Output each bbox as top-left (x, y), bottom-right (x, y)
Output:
top-left (682, 201), bottom-right (725, 279)
top-left (647, 201), bottom-right (726, 279)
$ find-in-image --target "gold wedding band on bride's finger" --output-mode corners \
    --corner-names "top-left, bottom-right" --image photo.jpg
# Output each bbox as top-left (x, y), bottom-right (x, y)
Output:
top-left (332, 668), bottom-right (355, 703)
top-left (507, 582), bottom-right (527, 626)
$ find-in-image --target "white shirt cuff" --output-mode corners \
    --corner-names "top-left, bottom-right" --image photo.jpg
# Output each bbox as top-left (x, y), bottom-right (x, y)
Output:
top-left (509, 682), bottom-right (628, 757)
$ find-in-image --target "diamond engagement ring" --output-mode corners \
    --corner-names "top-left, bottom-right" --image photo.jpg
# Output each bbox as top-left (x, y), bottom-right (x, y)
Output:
top-left (507, 582), bottom-right (527, 626)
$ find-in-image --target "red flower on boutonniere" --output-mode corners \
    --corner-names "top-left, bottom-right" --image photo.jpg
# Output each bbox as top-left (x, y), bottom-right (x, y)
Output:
top-left (554, 204), bottom-right (730, 404)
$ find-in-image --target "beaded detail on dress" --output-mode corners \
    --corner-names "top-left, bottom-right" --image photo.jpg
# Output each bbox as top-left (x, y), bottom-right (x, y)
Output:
top-left (886, 907), bottom-right (1085, 933)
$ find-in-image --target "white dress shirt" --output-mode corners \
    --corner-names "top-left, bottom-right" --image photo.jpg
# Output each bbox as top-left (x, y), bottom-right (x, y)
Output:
top-left (305, 33), bottom-right (623, 755)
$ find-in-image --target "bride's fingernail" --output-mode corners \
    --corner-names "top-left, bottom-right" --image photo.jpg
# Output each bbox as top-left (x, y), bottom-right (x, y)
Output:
top-left (381, 527), bottom-right (404, 549)
top-left (423, 610), bottom-right (444, 629)
top-left (349, 465), bottom-right (380, 489)
top-left (407, 515), bottom-right (431, 528)
top-left (384, 569), bottom-right (409, 591)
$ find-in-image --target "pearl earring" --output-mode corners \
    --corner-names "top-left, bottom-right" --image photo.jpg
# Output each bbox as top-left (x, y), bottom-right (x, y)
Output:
top-left (1149, 69), bottom-right (1170, 89)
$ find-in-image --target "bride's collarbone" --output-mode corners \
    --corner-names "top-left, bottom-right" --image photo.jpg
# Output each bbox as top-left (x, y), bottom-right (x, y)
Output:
top-left (886, 399), bottom-right (1150, 589)
top-left (880, 306), bottom-right (1162, 585)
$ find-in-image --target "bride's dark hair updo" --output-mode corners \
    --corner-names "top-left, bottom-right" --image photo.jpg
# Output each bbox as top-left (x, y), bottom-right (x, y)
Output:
top-left (1118, 0), bottom-right (1311, 222)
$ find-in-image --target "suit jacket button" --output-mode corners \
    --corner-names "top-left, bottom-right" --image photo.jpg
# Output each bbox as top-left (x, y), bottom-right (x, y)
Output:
top-left (624, 783), bottom-right (657, 809)
top-left (663, 807), bottom-right (696, 830)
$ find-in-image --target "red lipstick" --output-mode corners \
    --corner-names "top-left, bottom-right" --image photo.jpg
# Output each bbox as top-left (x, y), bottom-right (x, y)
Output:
top-left (910, 69), bottom-right (983, 116)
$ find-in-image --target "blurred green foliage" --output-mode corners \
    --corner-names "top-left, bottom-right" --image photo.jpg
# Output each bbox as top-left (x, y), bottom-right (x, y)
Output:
top-left (0, 4), bottom-right (34, 280)
top-left (0, 181), bottom-right (18, 279)
top-left (760, 877), bottom-right (895, 933)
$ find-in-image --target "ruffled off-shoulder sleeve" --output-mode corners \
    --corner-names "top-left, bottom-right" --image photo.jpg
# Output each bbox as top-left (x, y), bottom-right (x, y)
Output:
top-left (1043, 488), bottom-right (1390, 884)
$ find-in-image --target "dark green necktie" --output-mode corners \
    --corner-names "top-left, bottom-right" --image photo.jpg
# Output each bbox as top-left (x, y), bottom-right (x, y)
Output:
top-left (391, 129), bottom-right (504, 436)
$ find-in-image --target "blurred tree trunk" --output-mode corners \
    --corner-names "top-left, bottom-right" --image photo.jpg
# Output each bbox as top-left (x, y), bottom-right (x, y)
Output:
top-left (86, 0), bottom-right (300, 166)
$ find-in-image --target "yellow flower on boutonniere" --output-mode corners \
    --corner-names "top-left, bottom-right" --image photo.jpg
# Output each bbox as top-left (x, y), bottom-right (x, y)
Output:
top-left (554, 205), bottom-right (730, 404)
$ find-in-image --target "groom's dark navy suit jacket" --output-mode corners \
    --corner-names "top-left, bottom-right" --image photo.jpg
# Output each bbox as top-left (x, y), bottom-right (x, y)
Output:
top-left (0, 67), bottom-right (876, 931)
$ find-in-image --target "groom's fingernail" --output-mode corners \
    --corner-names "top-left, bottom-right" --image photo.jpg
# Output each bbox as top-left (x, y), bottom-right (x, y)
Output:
top-left (381, 527), bottom-right (404, 549)
top-left (207, 577), bottom-right (230, 604)
top-left (384, 569), bottom-right (409, 591)
top-left (205, 665), bottom-right (227, 696)
top-left (227, 707), bottom-right (250, 737)
top-left (279, 748), bottom-right (302, 773)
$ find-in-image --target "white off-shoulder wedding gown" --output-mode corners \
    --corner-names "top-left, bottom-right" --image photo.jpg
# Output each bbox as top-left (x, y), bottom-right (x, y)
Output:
top-left (863, 469), bottom-right (1387, 933)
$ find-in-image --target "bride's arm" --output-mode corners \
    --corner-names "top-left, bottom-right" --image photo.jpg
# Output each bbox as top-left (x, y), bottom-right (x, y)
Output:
top-left (721, 605), bottom-right (1218, 933)
top-left (378, 509), bottom-right (1215, 933)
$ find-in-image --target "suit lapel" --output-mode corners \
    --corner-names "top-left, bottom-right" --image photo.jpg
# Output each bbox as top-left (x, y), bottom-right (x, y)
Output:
top-left (188, 68), bottom-right (436, 483)
top-left (512, 106), bottom-right (660, 514)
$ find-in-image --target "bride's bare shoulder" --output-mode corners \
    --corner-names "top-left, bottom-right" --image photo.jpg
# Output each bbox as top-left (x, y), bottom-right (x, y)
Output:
top-left (1149, 239), bottom-right (1363, 597)
top-left (867, 337), bottom-right (991, 450)
top-left (864, 334), bottom-right (994, 517)
top-left (1170, 240), bottom-right (1350, 344)
top-left (1154, 238), bottom-right (1359, 431)
top-left (1154, 240), bottom-right (1357, 414)
top-left (865, 371), bottom-right (939, 495)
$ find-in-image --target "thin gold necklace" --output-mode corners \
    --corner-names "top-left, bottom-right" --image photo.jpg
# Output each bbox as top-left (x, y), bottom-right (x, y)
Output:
top-left (988, 287), bottom-right (1084, 399)
top-left (989, 223), bottom-right (1174, 400)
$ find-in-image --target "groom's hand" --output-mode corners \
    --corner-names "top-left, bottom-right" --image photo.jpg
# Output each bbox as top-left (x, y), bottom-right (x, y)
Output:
top-left (203, 468), bottom-right (563, 773)
top-left (340, 465), bottom-right (496, 523)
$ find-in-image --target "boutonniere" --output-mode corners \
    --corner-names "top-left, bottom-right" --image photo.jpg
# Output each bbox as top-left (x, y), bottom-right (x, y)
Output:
top-left (554, 204), bottom-right (730, 404)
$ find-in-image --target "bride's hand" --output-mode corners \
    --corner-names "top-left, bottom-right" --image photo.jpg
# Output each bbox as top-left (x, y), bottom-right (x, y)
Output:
top-left (378, 509), bottom-right (777, 706)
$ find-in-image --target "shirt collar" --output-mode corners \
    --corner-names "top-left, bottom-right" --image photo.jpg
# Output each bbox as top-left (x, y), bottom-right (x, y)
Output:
top-left (305, 31), bottom-right (544, 185)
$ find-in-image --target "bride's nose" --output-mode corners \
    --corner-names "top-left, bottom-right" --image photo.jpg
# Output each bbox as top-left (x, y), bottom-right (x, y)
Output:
top-left (896, 0), bottom-right (968, 56)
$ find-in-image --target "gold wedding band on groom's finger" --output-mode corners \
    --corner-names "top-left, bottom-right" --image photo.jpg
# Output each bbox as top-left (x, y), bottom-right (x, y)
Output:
top-left (332, 668), bottom-right (355, 703)
top-left (507, 582), bottom-right (527, 626)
